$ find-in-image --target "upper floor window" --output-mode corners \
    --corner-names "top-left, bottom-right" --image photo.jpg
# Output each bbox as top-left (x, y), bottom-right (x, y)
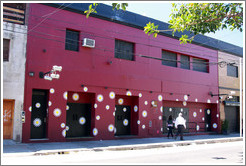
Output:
top-left (115, 39), bottom-right (134, 61)
top-left (65, 29), bottom-right (79, 52)
top-left (192, 58), bottom-right (209, 73)
top-left (3, 39), bottom-right (10, 62)
top-left (227, 64), bottom-right (238, 77)
top-left (162, 50), bottom-right (177, 67)
top-left (180, 55), bottom-right (190, 70)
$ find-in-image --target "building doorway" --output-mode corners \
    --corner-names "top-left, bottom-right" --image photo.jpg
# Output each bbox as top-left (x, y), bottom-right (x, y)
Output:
top-left (3, 99), bottom-right (15, 139)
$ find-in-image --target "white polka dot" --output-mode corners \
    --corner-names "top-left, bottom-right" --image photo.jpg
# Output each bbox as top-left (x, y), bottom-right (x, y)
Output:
top-left (184, 95), bottom-right (188, 101)
top-left (169, 108), bottom-right (172, 112)
top-left (53, 108), bottom-right (61, 117)
top-left (66, 105), bottom-right (69, 110)
top-left (118, 98), bottom-right (124, 105)
top-left (66, 126), bottom-right (69, 131)
top-left (62, 129), bottom-right (66, 137)
top-left (126, 91), bottom-right (132, 96)
top-left (158, 95), bottom-right (163, 101)
top-left (123, 119), bottom-right (129, 126)
top-left (159, 116), bottom-right (162, 120)
top-left (207, 109), bottom-right (210, 115)
top-left (109, 92), bottom-right (115, 99)
top-left (61, 123), bottom-right (65, 128)
top-left (96, 115), bottom-right (100, 120)
top-left (123, 107), bottom-right (127, 112)
top-left (160, 106), bottom-right (163, 113)
top-left (79, 117), bottom-right (86, 125)
top-left (48, 101), bottom-right (52, 106)
top-left (73, 93), bottom-right (79, 101)
top-left (108, 124), bottom-right (114, 132)
top-left (106, 105), bottom-right (110, 110)
top-left (50, 88), bottom-right (55, 94)
top-left (63, 92), bottom-right (67, 100)
top-left (97, 94), bottom-right (104, 102)
top-left (196, 125), bottom-right (200, 131)
top-left (93, 128), bottom-right (98, 136)
top-left (202, 117), bottom-right (205, 121)
top-left (195, 98), bottom-right (198, 102)
top-left (33, 118), bottom-right (42, 127)
top-left (84, 87), bottom-right (88, 92)
top-left (180, 108), bottom-right (183, 112)
top-left (213, 123), bottom-right (217, 128)
top-left (161, 128), bottom-right (163, 132)
top-left (94, 104), bottom-right (97, 109)
top-left (200, 109), bottom-right (202, 113)
top-left (144, 101), bottom-right (148, 105)
top-left (176, 99), bottom-right (179, 101)
top-left (113, 112), bottom-right (115, 116)
top-left (142, 110), bottom-right (147, 117)
top-left (29, 106), bottom-right (32, 112)
top-left (35, 103), bottom-right (41, 108)
top-left (137, 120), bottom-right (140, 125)
top-left (207, 99), bottom-right (211, 103)
top-left (193, 112), bottom-right (197, 117)
top-left (134, 105), bottom-right (138, 112)
top-left (142, 125), bottom-right (146, 129)
top-left (183, 101), bottom-right (187, 106)
top-left (216, 100), bottom-right (219, 103)
top-left (139, 93), bottom-right (142, 98)
top-left (216, 114), bottom-right (219, 118)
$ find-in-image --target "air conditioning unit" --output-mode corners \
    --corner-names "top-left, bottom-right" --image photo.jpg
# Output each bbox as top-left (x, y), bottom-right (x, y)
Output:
top-left (82, 38), bottom-right (95, 48)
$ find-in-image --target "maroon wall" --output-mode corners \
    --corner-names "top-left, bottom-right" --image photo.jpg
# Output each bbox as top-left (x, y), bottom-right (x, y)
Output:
top-left (22, 4), bottom-right (220, 142)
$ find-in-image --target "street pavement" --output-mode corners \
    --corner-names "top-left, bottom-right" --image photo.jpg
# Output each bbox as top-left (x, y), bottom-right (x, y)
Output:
top-left (2, 133), bottom-right (243, 157)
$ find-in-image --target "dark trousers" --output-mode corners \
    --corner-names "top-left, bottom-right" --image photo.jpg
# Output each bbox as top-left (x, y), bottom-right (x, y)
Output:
top-left (167, 127), bottom-right (173, 138)
top-left (175, 125), bottom-right (184, 140)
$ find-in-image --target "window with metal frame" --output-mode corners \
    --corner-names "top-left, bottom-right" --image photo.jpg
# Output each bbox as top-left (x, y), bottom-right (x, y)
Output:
top-left (192, 58), bottom-right (209, 73)
top-left (115, 39), bottom-right (134, 61)
top-left (227, 64), bottom-right (238, 77)
top-left (180, 55), bottom-right (190, 70)
top-left (65, 29), bottom-right (79, 51)
top-left (3, 39), bottom-right (10, 62)
top-left (162, 50), bottom-right (177, 67)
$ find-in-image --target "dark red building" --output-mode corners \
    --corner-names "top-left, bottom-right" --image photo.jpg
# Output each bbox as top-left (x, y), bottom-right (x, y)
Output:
top-left (23, 3), bottom-right (221, 143)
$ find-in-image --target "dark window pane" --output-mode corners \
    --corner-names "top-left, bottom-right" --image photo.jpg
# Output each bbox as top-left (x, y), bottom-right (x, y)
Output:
top-left (65, 29), bottom-right (79, 51)
top-left (192, 58), bottom-right (208, 73)
top-left (180, 55), bottom-right (190, 70)
top-left (227, 64), bottom-right (238, 77)
top-left (162, 51), bottom-right (177, 67)
top-left (115, 40), bottom-right (134, 61)
top-left (3, 39), bottom-right (10, 62)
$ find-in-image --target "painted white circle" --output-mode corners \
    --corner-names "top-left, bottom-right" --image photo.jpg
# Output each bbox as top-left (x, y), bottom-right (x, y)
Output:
top-left (106, 105), bottom-right (110, 110)
top-left (48, 101), bottom-right (52, 106)
top-left (144, 101), bottom-right (148, 105)
top-left (96, 115), bottom-right (100, 120)
top-left (195, 98), bottom-right (198, 102)
top-left (66, 105), bottom-right (69, 110)
top-left (169, 108), bottom-right (172, 112)
top-left (94, 104), bottom-right (98, 109)
top-left (113, 112), bottom-right (115, 116)
top-left (109, 92), bottom-right (115, 99)
top-left (160, 106), bottom-right (163, 113)
top-left (97, 94), bottom-right (104, 102)
top-left (134, 105), bottom-right (138, 112)
top-left (216, 114), bottom-right (219, 118)
top-left (213, 123), bottom-right (217, 129)
top-left (114, 128), bottom-right (117, 134)
top-left (61, 123), bottom-right (65, 128)
top-left (161, 128), bottom-right (163, 132)
top-left (206, 124), bottom-right (209, 128)
top-left (123, 107), bottom-right (127, 112)
top-left (207, 109), bottom-right (210, 115)
top-left (93, 128), bottom-right (98, 136)
top-left (176, 99), bottom-right (179, 101)
top-left (216, 100), bottom-right (219, 103)
top-left (63, 91), bottom-right (68, 100)
top-left (79, 117), bottom-right (86, 125)
top-left (73, 93), bottom-right (79, 101)
top-left (200, 109), bottom-right (202, 113)
top-left (84, 87), bottom-right (88, 92)
top-left (159, 116), bottom-right (162, 120)
top-left (207, 99), bottom-right (211, 103)
top-left (33, 118), bottom-right (42, 127)
top-left (142, 110), bottom-right (147, 117)
top-left (50, 88), bottom-right (55, 94)
top-left (118, 98), bottom-right (124, 105)
top-left (181, 108), bottom-right (183, 112)
top-left (196, 125), bottom-right (200, 131)
top-left (139, 93), bottom-right (142, 98)
top-left (158, 95), bottom-right (163, 101)
top-left (193, 112), bottom-right (197, 117)
top-left (142, 125), bottom-right (146, 129)
top-left (53, 108), bottom-right (61, 117)
top-left (108, 124), bottom-right (114, 132)
top-left (29, 106), bottom-right (32, 112)
top-left (183, 101), bottom-right (187, 106)
top-left (66, 126), bottom-right (69, 131)
top-left (123, 119), bottom-right (129, 126)
top-left (137, 120), bottom-right (140, 125)
top-left (184, 95), bottom-right (188, 101)
top-left (62, 129), bottom-right (66, 137)
top-left (35, 103), bottom-right (41, 108)
top-left (126, 91), bottom-right (132, 96)
top-left (202, 117), bottom-right (205, 121)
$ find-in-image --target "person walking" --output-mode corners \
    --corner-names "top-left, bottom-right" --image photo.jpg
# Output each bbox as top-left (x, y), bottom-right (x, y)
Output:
top-left (167, 115), bottom-right (174, 138)
top-left (174, 113), bottom-right (186, 140)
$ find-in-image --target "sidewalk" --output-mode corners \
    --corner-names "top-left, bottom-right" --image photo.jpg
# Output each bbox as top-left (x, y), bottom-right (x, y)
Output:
top-left (3, 133), bottom-right (243, 156)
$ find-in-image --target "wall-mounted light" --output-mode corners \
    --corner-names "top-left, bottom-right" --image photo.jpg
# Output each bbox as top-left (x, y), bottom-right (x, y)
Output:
top-left (170, 93), bottom-right (173, 95)
top-left (29, 72), bottom-right (35, 77)
top-left (150, 91), bottom-right (153, 93)
top-left (39, 65), bottom-right (62, 81)
top-left (105, 87), bottom-right (108, 89)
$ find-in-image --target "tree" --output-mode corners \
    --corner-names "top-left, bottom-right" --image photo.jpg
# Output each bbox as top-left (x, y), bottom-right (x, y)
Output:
top-left (144, 3), bottom-right (243, 44)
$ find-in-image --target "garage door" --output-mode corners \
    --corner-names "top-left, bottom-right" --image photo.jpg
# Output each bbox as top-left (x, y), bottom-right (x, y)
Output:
top-left (224, 106), bottom-right (239, 133)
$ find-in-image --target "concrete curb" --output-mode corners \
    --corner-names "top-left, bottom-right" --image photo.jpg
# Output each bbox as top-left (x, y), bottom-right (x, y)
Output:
top-left (27, 137), bottom-right (243, 156)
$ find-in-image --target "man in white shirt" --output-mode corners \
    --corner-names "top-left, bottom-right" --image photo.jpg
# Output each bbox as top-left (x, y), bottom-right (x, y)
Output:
top-left (174, 113), bottom-right (186, 140)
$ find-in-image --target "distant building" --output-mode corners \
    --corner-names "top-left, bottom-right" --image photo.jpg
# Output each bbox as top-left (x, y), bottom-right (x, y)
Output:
top-left (3, 3), bottom-right (28, 142)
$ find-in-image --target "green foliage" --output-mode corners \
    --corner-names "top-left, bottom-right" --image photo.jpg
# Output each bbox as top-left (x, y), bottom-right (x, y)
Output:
top-left (144, 3), bottom-right (243, 44)
top-left (85, 3), bottom-right (128, 18)
top-left (221, 119), bottom-right (229, 131)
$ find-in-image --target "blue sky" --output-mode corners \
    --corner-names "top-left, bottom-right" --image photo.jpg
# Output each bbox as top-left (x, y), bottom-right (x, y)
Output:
top-left (107, 2), bottom-right (243, 48)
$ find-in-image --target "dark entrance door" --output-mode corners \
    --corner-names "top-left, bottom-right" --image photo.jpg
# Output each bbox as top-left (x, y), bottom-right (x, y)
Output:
top-left (205, 108), bottom-right (211, 131)
top-left (30, 89), bottom-right (48, 139)
top-left (66, 103), bottom-right (91, 137)
top-left (163, 107), bottom-right (189, 133)
top-left (115, 105), bottom-right (131, 136)
top-left (225, 106), bottom-right (239, 133)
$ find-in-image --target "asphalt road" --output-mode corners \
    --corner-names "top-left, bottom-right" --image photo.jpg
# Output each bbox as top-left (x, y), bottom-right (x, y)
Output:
top-left (2, 141), bottom-right (244, 165)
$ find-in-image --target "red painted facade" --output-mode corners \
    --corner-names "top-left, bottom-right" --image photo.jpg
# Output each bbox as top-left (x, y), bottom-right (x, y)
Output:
top-left (22, 4), bottom-right (220, 143)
